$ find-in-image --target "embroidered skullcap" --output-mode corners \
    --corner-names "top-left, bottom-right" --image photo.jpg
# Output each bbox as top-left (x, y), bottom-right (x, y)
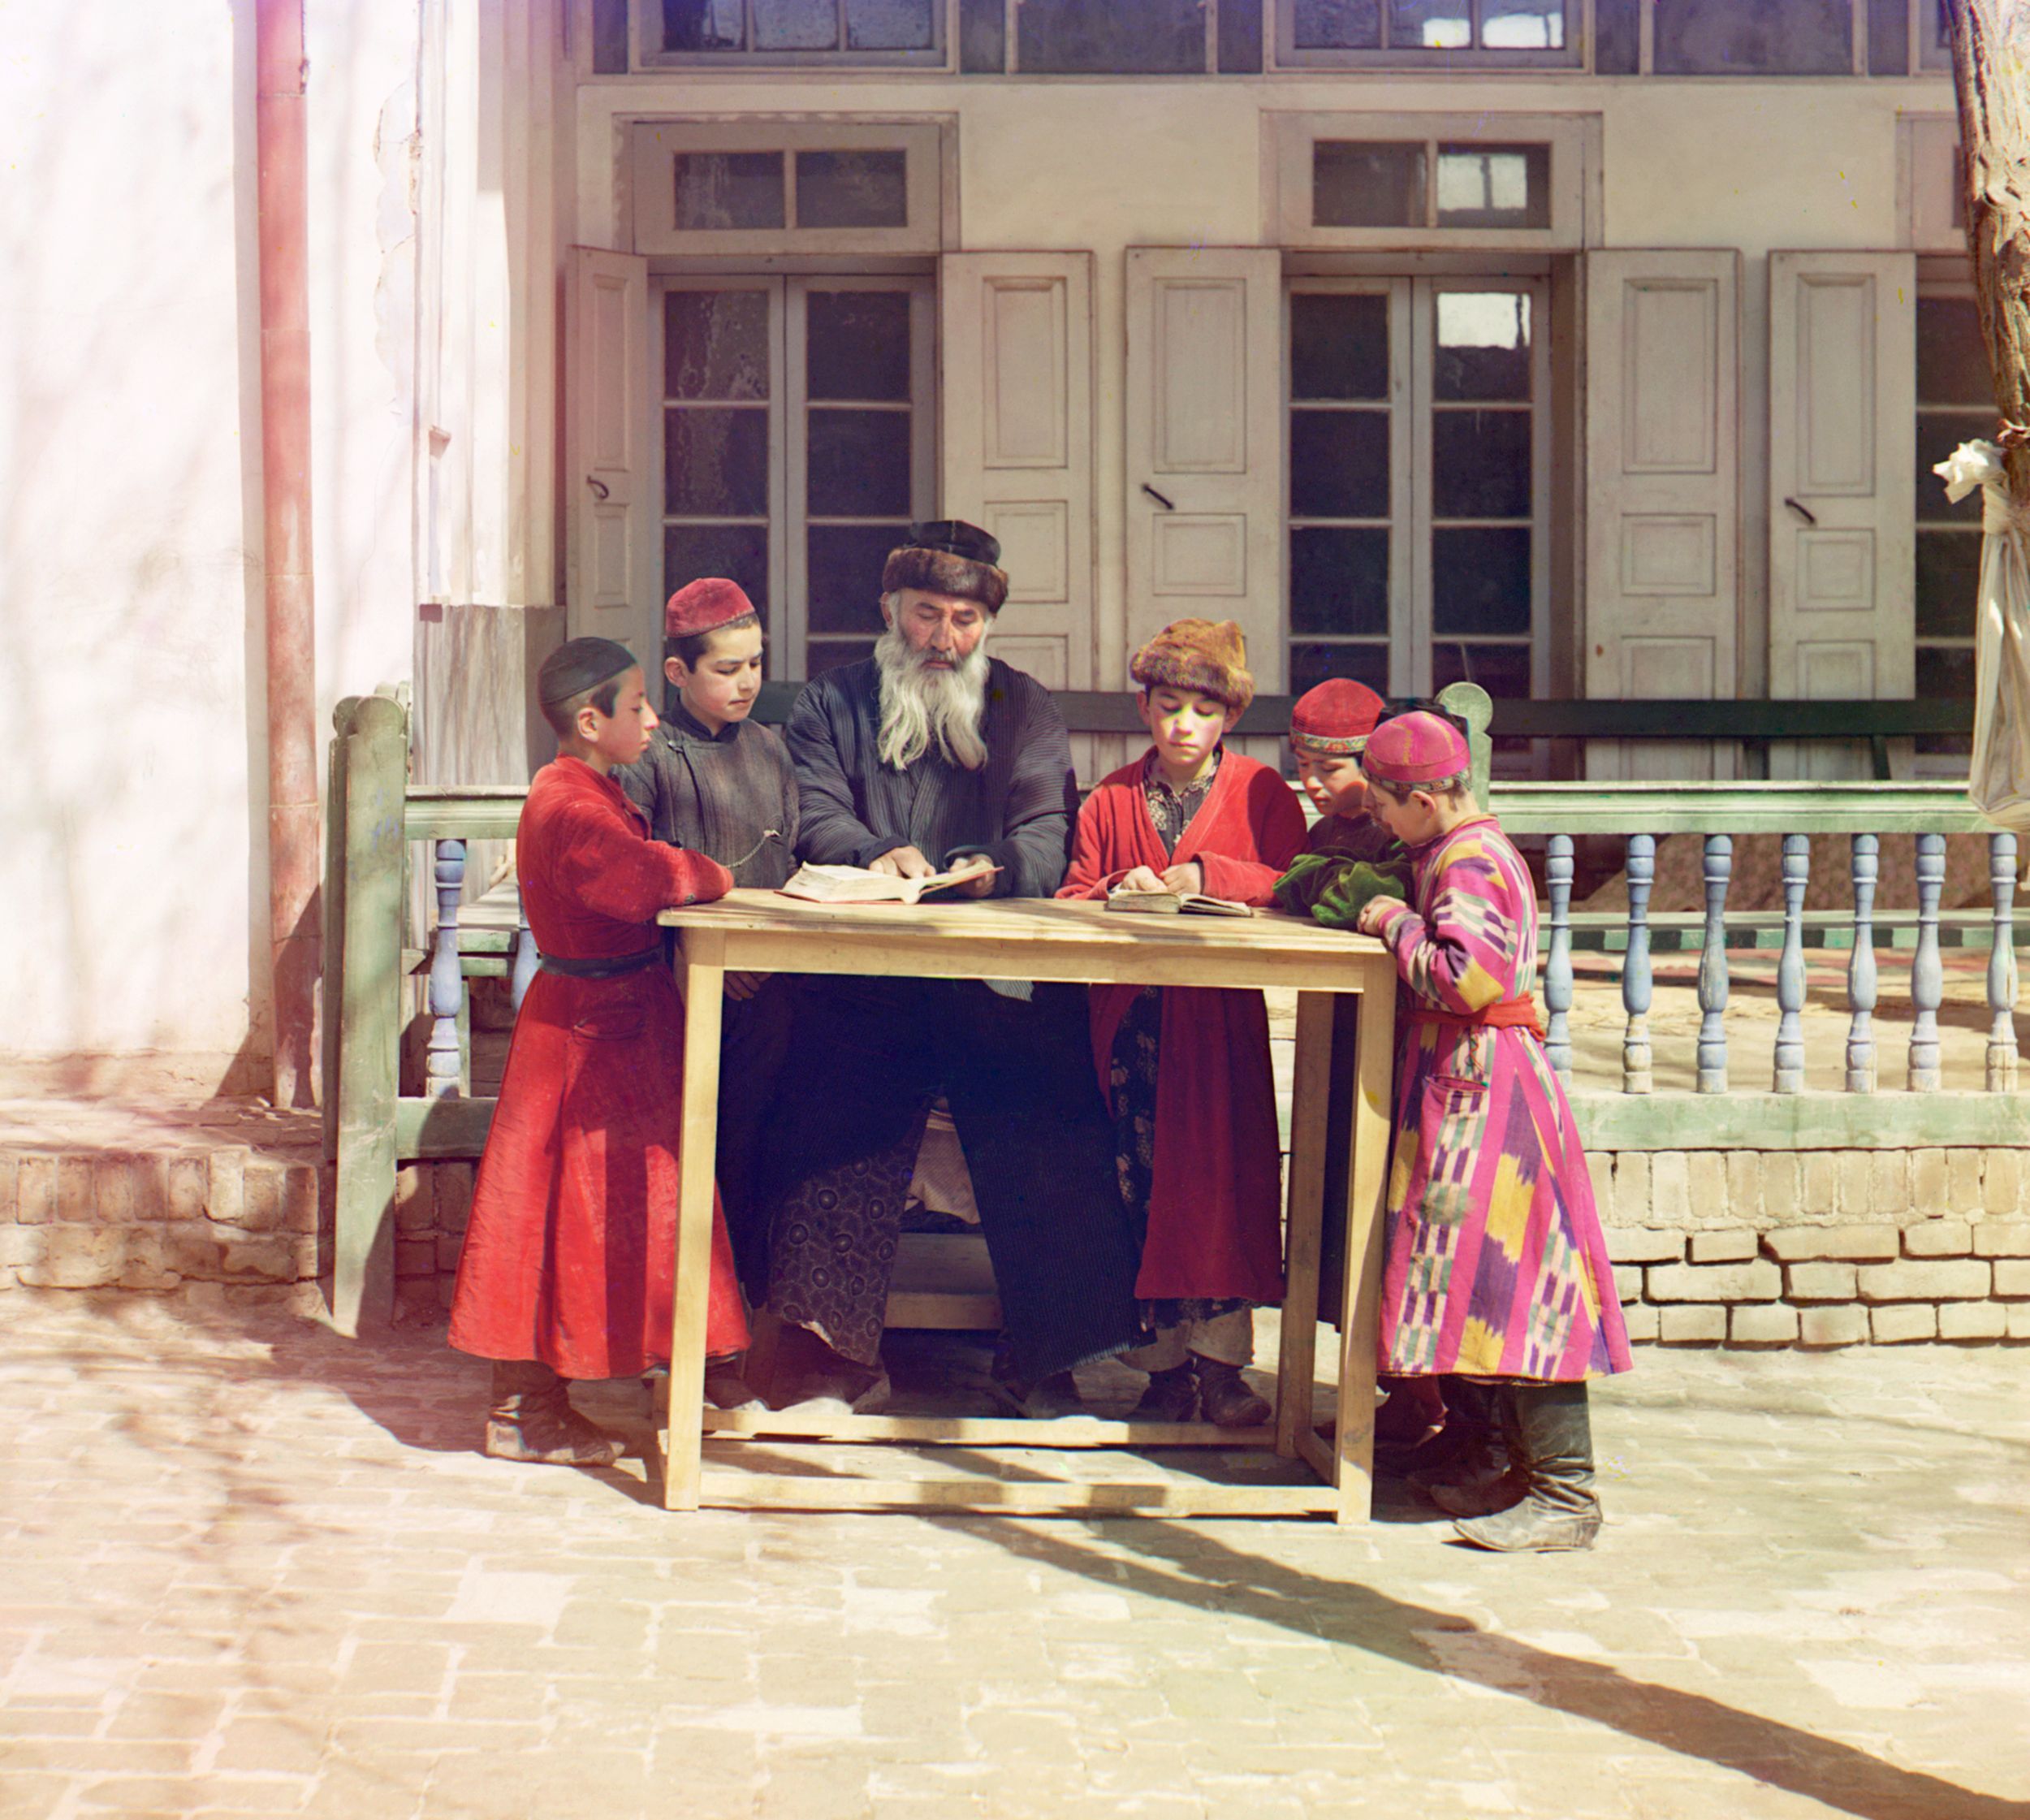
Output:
top-left (1130, 619), bottom-right (1255, 715)
top-left (1290, 678), bottom-right (1387, 755)
top-left (1362, 710), bottom-right (1470, 786)
top-left (881, 520), bottom-right (1009, 613)
top-left (537, 636), bottom-right (637, 709)
top-left (664, 577), bottom-right (758, 641)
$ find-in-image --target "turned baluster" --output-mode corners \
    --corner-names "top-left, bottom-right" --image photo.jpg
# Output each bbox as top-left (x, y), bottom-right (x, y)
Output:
top-left (1988, 832), bottom-right (2019, 1093)
top-left (1846, 834), bottom-right (1878, 1095)
top-left (1544, 834), bottom-right (1574, 1082)
top-left (512, 883), bottom-right (538, 1014)
top-left (1622, 834), bottom-right (1654, 1095)
top-left (1773, 834), bottom-right (1809, 1094)
top-left (427, 838), bottom-right (466, 1100)
top-left (1908, 832), bottom-right (1945, 1092)
top-left (1696, 835), bottom-right (1731, 1094)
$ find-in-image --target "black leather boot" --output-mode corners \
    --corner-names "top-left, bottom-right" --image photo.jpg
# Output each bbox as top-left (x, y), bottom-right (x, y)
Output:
top-left (1408, 1377), bottom-right (1510, 1498)
top-left (1430, 1383), bottom-right (1527, 1517)
top-left (1451, 1381), bottom-right (1601, 1552)
top-left (1192, 1355), bottom-right (1271, 1429)
top-left (484, 1360), bottom-right (623, 1468)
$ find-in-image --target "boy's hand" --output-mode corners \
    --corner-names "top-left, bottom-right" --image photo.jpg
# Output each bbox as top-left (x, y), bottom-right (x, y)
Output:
top-left (870, 845), bottom-right (935, 880)
top-left (1160, 861), bottom-right (1204, 898)
top-left (1117, 866), bottom-right (1168, 895)
top-left (1355, 897), bottom-right (1395, 936)
top-left (724, 971), bottom-right (770, 1001)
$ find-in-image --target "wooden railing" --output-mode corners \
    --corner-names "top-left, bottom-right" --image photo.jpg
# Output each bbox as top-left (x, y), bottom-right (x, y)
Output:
top-left (323, 682), bottom-right (2024, 1330)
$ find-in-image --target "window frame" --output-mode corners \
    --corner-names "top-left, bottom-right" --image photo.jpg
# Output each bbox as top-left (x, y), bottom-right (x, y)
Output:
top-left (1272, 0), bottom-right (1583, 71)
top-left (1284, 272), bottom-right (1550, 705)
top-left (1910, 253), bottom-right (1983, 772)
top-left (652, 271), bottom-right (938, 681)
top-left (633, 0), bottom-right (950, 70)
top-left (628, 119), bottom-right (944, 257)
top-left (1268, 112), bottom-right (1596, 253)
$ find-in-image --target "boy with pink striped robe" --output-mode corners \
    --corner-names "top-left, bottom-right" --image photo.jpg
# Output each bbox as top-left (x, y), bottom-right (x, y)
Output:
top-left (1356, 711), bottom-right (1631, 1553)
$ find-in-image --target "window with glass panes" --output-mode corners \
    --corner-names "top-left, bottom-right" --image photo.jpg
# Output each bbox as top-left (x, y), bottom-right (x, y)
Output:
top-left (1281, 0), bottom-right (1579, 64)
top-left (658, 276), bottom-right (934, 681)
top-left (1914, 278), bottom-right (1988, 758)
top-left (1287, 277), bottom-right (1546, 707)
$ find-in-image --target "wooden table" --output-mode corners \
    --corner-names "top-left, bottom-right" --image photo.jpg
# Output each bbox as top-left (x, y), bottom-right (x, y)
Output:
top-left (656, 891), bottom-right (1397, 1523)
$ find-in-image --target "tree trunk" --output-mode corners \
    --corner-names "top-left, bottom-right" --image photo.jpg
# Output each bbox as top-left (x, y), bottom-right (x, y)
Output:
top-left (1944, 0), bottom-right (2030, 497)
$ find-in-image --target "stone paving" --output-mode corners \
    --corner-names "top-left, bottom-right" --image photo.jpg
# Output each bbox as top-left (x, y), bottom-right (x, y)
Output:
top-left (1, 1292), bottom-right (2027, 1820)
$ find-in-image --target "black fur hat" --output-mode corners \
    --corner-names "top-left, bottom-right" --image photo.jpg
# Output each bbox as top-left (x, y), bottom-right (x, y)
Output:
top-left (881, 520), bottom-right (1009, 612)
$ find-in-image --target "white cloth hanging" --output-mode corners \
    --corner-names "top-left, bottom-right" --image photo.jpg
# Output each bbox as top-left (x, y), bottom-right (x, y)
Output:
top-left (1938, 439), bottom-right (2030, 833)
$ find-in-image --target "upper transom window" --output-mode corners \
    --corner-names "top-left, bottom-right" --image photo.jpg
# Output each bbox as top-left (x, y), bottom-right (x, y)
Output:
top-left (1278, 0), bottom-right (1581, 67)
top-left (642, 0), bottom-right (944, 65)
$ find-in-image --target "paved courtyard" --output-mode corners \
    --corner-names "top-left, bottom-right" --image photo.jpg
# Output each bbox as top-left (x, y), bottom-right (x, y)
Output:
top-left (0, 1292), bottom-right (2026, 1820)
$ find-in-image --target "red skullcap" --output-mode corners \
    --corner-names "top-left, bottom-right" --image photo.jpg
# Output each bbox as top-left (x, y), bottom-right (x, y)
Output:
top-left (665, 577), bottom-right (758, 640)
top-left (1289, 678), bottom-right (1387, 755)
top-left (1362, 710), bottom-right (1471, 786)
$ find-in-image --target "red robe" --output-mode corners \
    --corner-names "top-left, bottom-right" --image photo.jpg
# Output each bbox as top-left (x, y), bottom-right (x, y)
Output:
top-left (1057, 751), bottom-right (1307, 1302)
top-left (449, 757), bottom-right (749, 1379)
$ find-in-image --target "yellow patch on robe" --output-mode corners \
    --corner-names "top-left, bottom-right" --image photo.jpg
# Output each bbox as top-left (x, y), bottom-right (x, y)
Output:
top-left (1455, 1316), bottom-right (1505, 1375)
top-left (1479, 1152), bottom-right (1535, 1263)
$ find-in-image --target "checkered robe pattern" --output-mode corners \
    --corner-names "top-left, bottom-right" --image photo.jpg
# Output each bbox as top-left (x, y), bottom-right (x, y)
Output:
top-left (1365, 818), bottom-right (1632, 1381)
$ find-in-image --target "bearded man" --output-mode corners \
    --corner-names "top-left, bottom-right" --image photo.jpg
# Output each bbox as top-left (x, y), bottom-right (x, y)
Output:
top-left (758, 521), bottom-right (1146, 1415)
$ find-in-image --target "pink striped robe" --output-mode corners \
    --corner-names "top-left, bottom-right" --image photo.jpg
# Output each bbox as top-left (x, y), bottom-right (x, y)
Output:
top-left (1366, 816), bottom-right (1632, 1381)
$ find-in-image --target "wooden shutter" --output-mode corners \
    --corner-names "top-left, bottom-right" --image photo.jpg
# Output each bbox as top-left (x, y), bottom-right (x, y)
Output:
top-left (1769, 251), bottom-right (1917, 780)
top-left (1125, 248), bottom-right (1284, 766)
top-left (939, 253), bottom-right (1095, 708)
top-left (1583, 251), bottom-right (1741, 780)
top-left (564, 247), bottom-right (654, 651)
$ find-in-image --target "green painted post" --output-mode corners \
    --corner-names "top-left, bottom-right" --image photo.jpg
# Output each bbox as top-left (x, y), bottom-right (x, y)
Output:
top-left (1436, 681), bottom-right (1494, 811)
top-left (332, 692), bottom-right (409, 1337)
top-left (321, 698), bottom-right (363, 1163)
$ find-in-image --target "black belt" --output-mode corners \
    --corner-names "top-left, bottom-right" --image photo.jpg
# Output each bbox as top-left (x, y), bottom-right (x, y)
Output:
top-left (538, 945), bottom-right (664, 980)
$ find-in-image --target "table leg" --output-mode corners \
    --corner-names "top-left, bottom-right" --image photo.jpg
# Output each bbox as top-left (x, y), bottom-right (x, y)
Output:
top-left (1276, 992), bottom-right (1335, 1461)
top-left (1332, 959), bottom-right (1396, 1524)
top-left (664, 927), bottom-right (727, 1512)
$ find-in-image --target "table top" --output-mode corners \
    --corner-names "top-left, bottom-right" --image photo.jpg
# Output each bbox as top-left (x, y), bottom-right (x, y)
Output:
top-left (659, 890), bottom-right (1393, 992)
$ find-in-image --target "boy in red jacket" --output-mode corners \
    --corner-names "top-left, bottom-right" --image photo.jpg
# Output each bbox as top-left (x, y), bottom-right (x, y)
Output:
top-left (449, 638), bottom-right (750, 1468)
top-left (1058, 621), bottom-right (1305, 1424)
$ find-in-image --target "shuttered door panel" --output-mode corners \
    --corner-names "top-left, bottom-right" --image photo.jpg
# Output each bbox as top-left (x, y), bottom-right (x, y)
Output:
top-left (1769, 251), bottom-right (1917, 780)
top-left (1126, 248), bottom-right (1284, 766)
top-left (1583, 251), bottom-right (1741, 781)
top-left (565, 247), bottom-right (653, 650)
top-left (939, 253), bottom-right (1095, 721)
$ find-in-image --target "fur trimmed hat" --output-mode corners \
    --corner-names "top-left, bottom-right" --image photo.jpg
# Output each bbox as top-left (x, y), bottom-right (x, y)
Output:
top-left (1362, 710), bottom-right (1471, 787)
top-left (664, 577), bottom-right (758, 641)
top-left (1290, 678), bottom-right (1387, 755)
top-left (881, 521), bottom-right (1009, 613)
top-left (1129, 619), bottom-right (1254, 715)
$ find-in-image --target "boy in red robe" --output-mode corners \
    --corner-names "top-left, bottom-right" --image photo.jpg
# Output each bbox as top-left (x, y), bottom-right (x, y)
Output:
top-left (1058, 620), bottom-right (1306, 1424)
top-left (448, 637), bottom-right (750, 1468)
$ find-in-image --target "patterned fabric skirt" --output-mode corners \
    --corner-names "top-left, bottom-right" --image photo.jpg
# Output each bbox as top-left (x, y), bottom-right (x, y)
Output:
top-left (1379, 1021), bottom-right (1632, 1381)
top-left (1106, 986), bottom-right (1251, 1335)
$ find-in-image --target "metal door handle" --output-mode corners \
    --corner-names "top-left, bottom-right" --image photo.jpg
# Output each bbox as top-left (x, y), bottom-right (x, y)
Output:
top-left (586, 475), bottom-right (611, 502)
top-left (1783, 496), bottom-right (1817, 525)
top-left (1142, 482), bottom-right (1175, 511)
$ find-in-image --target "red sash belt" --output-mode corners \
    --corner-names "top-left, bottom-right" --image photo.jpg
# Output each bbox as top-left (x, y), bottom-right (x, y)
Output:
top-left (1410, 996), bottom-right (1547, 1043)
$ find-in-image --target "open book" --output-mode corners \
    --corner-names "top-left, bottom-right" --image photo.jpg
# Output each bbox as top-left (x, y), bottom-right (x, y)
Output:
top-left (1106, 886), bottom-right (1252, 919)
top-left (778, 861), bottom-right (999, 906)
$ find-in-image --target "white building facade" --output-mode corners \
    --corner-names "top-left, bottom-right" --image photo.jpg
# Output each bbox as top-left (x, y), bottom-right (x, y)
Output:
top-left (0, 0), bottom-right (1985, 1087)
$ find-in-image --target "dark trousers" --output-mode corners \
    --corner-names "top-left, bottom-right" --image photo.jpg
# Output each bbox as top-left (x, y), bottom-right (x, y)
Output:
top-left (756, 977), bottom-right (1146, 1380)
top-left (715, 975), bottom-right (797, 1300)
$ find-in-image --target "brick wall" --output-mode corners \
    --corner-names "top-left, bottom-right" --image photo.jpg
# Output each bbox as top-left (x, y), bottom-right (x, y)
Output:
top-left (1596, 1149), bottom-right (2030, 1346)
top-left (3, 1142), bottom-right (2027, 1348)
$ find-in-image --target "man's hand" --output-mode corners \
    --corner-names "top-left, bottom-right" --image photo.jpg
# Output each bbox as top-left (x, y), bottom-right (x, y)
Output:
top-left (870, 845), bottom-right (936, 880)
top-left (947, 854), bottom-right (997, 899)
top-left (1160, 861), bottom-right (1204, 898)
top-left (1117, 865), bottom-right (1167, 895)
top-left (724, 971), bottom-right (771, 1002)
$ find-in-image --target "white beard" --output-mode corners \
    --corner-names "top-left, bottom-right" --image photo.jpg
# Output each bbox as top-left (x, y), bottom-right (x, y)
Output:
top-left (874, 623), bottom-right (991, 772)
